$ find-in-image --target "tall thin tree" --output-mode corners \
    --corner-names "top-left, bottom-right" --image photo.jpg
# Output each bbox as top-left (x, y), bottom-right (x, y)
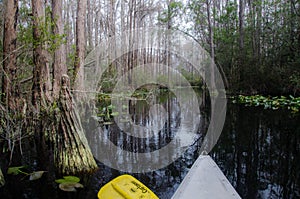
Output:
top-left (2, 0), bottom-right (19, 109)
top-left (74, 0), bottom-right (87, 92)
top-left (52, 0), bottom-right (67, 99)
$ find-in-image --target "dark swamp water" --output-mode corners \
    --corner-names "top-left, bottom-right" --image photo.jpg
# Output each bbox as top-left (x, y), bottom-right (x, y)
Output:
top-left (1, 90), bottom-right (299, 199)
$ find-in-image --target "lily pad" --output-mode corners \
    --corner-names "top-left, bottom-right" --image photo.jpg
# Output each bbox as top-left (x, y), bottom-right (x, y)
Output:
top-left (55, 179), bottom-right (67, 184)
top-left (55, 175), bottom-right (81, 184)
top-left (63, 176), bottom-right (80, 183)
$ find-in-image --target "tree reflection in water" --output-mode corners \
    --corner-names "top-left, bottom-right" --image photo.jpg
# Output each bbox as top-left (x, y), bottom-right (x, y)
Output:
top-left (212, 104), bottom-right (300, 199)
top-left (2, 89), bottom-right (299, 198)
top-left (86, 91), bottom-right (299, 199)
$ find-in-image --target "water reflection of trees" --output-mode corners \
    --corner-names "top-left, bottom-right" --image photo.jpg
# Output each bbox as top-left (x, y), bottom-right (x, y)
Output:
top-left (85, 88), bottom-right (206, 198)
top-left (87, 88), bottom-right (203, 170)
top-left (212, 104), bottom-right (300, 199)
top-left (86, 93), bottom-right (299, 199)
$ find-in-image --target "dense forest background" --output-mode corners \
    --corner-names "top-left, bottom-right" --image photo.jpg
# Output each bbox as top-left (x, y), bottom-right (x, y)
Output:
top-left (1, 0), bottom-right (299, 98)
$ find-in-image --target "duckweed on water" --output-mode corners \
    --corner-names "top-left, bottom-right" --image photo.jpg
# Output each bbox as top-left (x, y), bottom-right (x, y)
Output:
top-left (232, 95), bottom-right (300, 113)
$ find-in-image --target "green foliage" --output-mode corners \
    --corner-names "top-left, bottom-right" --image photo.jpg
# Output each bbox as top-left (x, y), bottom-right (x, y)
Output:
top-left (97, 103), bottom-right (119, 123)
top-left (18, 6), bottom-right (34, 46)
top-left (7, 166), bottom-right (45, 181)
top-left (187, 1), bottom-right (204, 26)
top-left (289, 73), bottom-right (300, 94)
top-left (96, 87), bottom-right (170, 124)
top-left (15, 4), bottom-right (67, 94)
top-left (7, 166), bottom-right (25, 175)
top-left (158, 1), bottom-right (183, 25)
top-left (55, 176), bottom-right (83, 192)
top-left (232, 95), bottom-right (300, 113)
top-left (96, 95), bottom-right (119, 124)
top-left (98, 66), bottom-right (118, 92)
top-left (67, 44), bottom-right (77, 72)
top-left (179, 68), bottom-right (203, 87)
top-left (187, 0), bottom-right (300, 95)
top-left (214, 1), bottom-right (238, 71)
top-left (18, 6), bottom-right (66, 53)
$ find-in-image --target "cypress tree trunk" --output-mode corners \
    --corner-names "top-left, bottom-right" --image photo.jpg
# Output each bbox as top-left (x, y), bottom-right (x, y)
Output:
top-left (53, 75), bottom-right (97, 174)
top-left (31, 0), bottom-right (52, 169)
top-left (74, 0), bottom-right (87, 92)
top-left (2, 0), bottom-right (18, 108)
top-left (30, 0), bottom-right (97, 174)
top-left (52, 0), bottom-right (67, 99)
top-left (31, 0), bottom-right (51, 106)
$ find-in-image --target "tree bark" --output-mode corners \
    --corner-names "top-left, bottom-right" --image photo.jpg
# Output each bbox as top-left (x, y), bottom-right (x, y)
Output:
top-left (31, 0), bottom-right (97, 174)
top-left (2, 0), bottom-right (18, 109)
top-left (206, 0), bottom-right (214, 59)
top-left (87, 0), bottom-right (94, 50)
top-left (205, 0), bottom-right (216, 98)
top-left (52, 0), bottom-right (67, 99)
top-left (74, 0), bottom-right (87, 93)
top-left (31, 0), bottom-right (51, 109)
top-left (54, 75), bottom-right (97, 174)
top-left (1, 0), bottom-right (20, 166)
top-left (0, 168), bottom-right (4, 187)
top-left (31, 0), bottom-right (52, 174)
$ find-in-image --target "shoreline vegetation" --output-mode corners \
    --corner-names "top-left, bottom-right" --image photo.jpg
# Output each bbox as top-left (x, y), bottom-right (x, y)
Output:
top-left (232, 94), bottom-right (300, 113)
top-left (96, 88), bottom-right (300, 117)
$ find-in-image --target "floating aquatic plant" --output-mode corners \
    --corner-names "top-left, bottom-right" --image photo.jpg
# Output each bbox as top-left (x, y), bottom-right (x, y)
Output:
top-left (232, 95), bottom-right (300, 113)
top-left (55, 176), bottom-right (84, 192)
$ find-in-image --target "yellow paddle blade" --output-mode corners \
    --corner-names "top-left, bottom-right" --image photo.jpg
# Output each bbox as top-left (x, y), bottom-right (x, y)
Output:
top-left (98, 174), bottom-right (159, 199)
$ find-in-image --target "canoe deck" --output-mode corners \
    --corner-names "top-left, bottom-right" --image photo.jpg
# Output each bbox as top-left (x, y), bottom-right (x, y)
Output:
top-left (172, 155), bottom-right (241, 199)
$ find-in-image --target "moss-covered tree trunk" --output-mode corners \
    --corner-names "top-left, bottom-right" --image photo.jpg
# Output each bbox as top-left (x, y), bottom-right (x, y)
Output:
top-left (31, 0), bottom-right (97, 174)
top-left (53, 75), bottom-right (97, 174)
